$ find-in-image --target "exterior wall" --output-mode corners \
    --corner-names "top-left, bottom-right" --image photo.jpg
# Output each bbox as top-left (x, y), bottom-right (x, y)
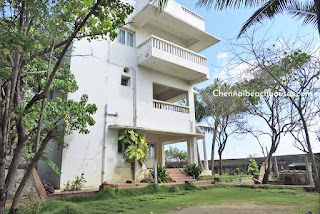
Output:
top-left (135, 0), bottom-right (205, 31)
top-left (136, 67), bottom-right (195, 133)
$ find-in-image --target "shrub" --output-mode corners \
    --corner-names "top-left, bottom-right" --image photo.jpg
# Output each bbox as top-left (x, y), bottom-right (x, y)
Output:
top-left (247, 155), bottom-right (259, 175)
top-left (150, 164), bottom-right (170, 183)
top-left (234, 167), bottom-right (241, 175)
top-left (183, 164), bottom-right (203, 179)
top-left (64, 173), bottom-right (86, 191)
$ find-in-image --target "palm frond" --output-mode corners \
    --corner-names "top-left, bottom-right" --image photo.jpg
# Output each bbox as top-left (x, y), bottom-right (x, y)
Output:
top-left (238, 0), bottom-right (295, 37)
top-left (287, 1), bottom-right (317, 27)
top-left (153, 0), bottom-right (169, 11)
top-left (196, 0), bottom-right (267, 10)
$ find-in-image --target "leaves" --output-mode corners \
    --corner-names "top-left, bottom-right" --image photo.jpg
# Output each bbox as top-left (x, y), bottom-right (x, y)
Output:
top-left (118, 129), bottom-right (147, 167)
top-left (41, 156), bottom-right (62, 175)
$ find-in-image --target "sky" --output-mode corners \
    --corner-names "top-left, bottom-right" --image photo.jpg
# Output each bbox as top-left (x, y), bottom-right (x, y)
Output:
top-left (164, 0), bottom-right (320, 160)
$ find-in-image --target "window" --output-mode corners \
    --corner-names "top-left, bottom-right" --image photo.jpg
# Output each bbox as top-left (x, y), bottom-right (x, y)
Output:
top-left (118, 141), bottom-right (123, 154)
top-left (117, 29), bottom-right (135, 47)
top-left (118, 141), bottom-right (129, 154)
top-left (127, 32), bottom-right (134, 47)
top-left (147, 144), bottom-right (155, 159)
top-left (118, 29), bottom-right (125, 44)
top-left (121, 75), bottom-right (130, 87)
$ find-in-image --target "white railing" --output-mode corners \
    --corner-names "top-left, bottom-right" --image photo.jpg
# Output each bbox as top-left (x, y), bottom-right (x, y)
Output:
top-left (153, 99), bottom-right (189, 114)
top-left (138, 35), bottom-right (207, 67)
top-left (181, 6), bottom-right (204, 21)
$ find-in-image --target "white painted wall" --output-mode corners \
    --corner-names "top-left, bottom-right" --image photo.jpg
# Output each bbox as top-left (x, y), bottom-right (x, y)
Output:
top-left (54, 0), bottom-right (213, 188)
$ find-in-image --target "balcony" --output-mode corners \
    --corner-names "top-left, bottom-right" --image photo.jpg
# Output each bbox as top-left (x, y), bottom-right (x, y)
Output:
top-left (138, 35), bottom-right (209, 84)
top-left (131, 0), bottom-right (219, 52)
top-left (153, 100), bottom-right (189, 114)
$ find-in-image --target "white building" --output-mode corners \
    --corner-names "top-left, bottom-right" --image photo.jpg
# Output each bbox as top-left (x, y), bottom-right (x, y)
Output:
top-left (38, 0), bottom-right (219, 189)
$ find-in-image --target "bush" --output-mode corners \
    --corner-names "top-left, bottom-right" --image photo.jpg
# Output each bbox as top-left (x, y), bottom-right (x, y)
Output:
top-left (150, 164), bottom-right (170, 183)
top-left (247, 155), bottom-right (259, 175)
top-left (234, 167), bottom-right (241, 175)
top-left (64, 173), bottom-right (86, 191)
top-left (183, 164), bottom-right (203, 179)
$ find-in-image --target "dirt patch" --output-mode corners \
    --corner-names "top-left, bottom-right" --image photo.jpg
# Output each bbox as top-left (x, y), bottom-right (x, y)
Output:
top-left (172, 202), bottom-right (294, 214)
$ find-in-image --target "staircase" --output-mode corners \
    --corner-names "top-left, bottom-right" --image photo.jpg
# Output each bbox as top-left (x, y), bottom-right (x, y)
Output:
top-left (167, 168), bottom-right (196, 183)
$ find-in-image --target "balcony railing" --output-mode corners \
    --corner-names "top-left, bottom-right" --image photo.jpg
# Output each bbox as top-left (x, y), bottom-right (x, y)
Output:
top-left (153, 99), bottom-right (189, 114)
top-left (138, 35), bottom-right (207, 67)
top-left (181, 6), bottom-right (204, 21)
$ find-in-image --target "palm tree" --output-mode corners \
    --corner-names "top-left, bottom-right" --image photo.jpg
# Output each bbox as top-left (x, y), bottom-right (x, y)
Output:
top-left (156, 0), bottom-right (320, 37)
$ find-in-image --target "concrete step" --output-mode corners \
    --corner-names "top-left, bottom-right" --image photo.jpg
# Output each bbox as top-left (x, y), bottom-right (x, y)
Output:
top-left (167, 168), bottom-right (196, 183)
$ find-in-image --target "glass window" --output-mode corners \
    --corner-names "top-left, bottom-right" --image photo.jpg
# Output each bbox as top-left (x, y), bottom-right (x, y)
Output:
top-left (147, 144), bottom-right (155, 159)
top-left (118, 29), bottom-right (125, 44)
top-left (127, 32), bottom-right (134, 47)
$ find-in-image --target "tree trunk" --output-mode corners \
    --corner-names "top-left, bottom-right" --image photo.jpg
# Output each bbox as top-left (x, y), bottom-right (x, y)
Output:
top-left (131, 161), bottom-right (135, 182)
top-left (315, 0), bottom-right (320, 36)
top-left (0, 131), bottom-right (6, 214)
top-left (262, 152), bottom-right (273, 184)
top-left (210, 119), bottom-right (218, 175)
top-left (210, 135), bottom-right (215, 175)
top-left (0, 126), bottom-right (7, 214)
top-left (5, 122), bottom-right (26, 191)
top-left (218, 153), bottom-right (222, 176)
top-left (300, 115), bottom-right (320, 191)
top-left (9, 130), bottom-right (55, 213)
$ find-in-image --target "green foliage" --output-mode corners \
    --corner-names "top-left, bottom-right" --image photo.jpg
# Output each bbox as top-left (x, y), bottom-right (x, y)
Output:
top-left (64, 173), bottom-right (86, 191)
top-left (150, 164), bottom-right (170, 183)
top-left (183, 164), bottom-right (203, 179)
top-left (40, 156), bottom-right (61, 175)
top-left (247, 155), bottom-right (259, 175)
top-left (118, 129), bottom-right (147, 167)
top-left (234, 167), bottom-right (241, 175)
top-left (165, 147), bottom-right (187, 162)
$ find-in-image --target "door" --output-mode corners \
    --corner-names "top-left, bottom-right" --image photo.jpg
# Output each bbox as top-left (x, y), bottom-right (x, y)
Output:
top-left (146, 143), bottom-right (155, 169)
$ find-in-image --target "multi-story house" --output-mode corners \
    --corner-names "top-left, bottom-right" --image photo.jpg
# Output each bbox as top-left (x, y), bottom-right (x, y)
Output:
top-left (38, 0), bottom-right (219, 189)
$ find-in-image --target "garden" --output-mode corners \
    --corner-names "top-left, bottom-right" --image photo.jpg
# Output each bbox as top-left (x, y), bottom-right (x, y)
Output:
top-left (19, 184), bottom-right (320, 214)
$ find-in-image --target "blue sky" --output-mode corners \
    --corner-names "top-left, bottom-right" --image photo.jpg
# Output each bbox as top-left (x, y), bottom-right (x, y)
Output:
top-left (165, 0), bottom-right (320, 160)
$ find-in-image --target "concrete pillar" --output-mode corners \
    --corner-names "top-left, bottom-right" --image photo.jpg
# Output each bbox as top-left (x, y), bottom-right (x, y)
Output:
top-left (187, 137), bottom-right (198, 165)
top-left (202, 137), bottom-right (209, 170)
top-left (156, 142), bottom-right (165, 166)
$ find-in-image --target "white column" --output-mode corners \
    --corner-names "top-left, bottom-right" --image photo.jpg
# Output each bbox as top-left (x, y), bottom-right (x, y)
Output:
top-left (156, 142), bottom-right (165, 166)
top-left (187, 137), bottom-right (198, 164)
top-left (202, 137), bottom-right (209, 170)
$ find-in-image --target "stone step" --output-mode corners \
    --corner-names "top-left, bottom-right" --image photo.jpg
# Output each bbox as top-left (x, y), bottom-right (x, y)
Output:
top-left (169, 174), bottom-right (191, 178)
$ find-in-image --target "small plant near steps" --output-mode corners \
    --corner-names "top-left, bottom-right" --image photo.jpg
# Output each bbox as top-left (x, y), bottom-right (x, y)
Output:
top-left (167, 168), bottom-right (196, 183)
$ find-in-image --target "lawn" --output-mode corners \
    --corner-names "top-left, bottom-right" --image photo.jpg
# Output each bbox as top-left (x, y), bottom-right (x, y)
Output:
top-left (20, 184), bottom-right (320, 214)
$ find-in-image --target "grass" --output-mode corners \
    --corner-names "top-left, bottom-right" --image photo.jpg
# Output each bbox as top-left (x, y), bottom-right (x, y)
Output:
top-left (198, 174), bottom-right (252, 180)
top-left (19, 184), bottom-right (320, 214)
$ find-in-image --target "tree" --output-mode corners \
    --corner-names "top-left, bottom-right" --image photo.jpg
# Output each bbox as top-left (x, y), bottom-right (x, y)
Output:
top-left (0, 1), bottom-right (133, 213)
top-left (200, 80), bottom-right (248, 175)
top-left (157, 0), bottom-right (320, 37)
top-left (225, 31), bottom-right (320, 189)
top-left (165, 146), bottom-right (187, 163)
top-left (118, 129), bottom-right (147, 181)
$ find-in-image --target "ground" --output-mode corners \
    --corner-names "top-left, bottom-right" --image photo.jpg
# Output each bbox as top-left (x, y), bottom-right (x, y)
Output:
top-left (172, 202), bottom-right (293, 214)
top-left (19, 184), bottom-right (320, 214)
